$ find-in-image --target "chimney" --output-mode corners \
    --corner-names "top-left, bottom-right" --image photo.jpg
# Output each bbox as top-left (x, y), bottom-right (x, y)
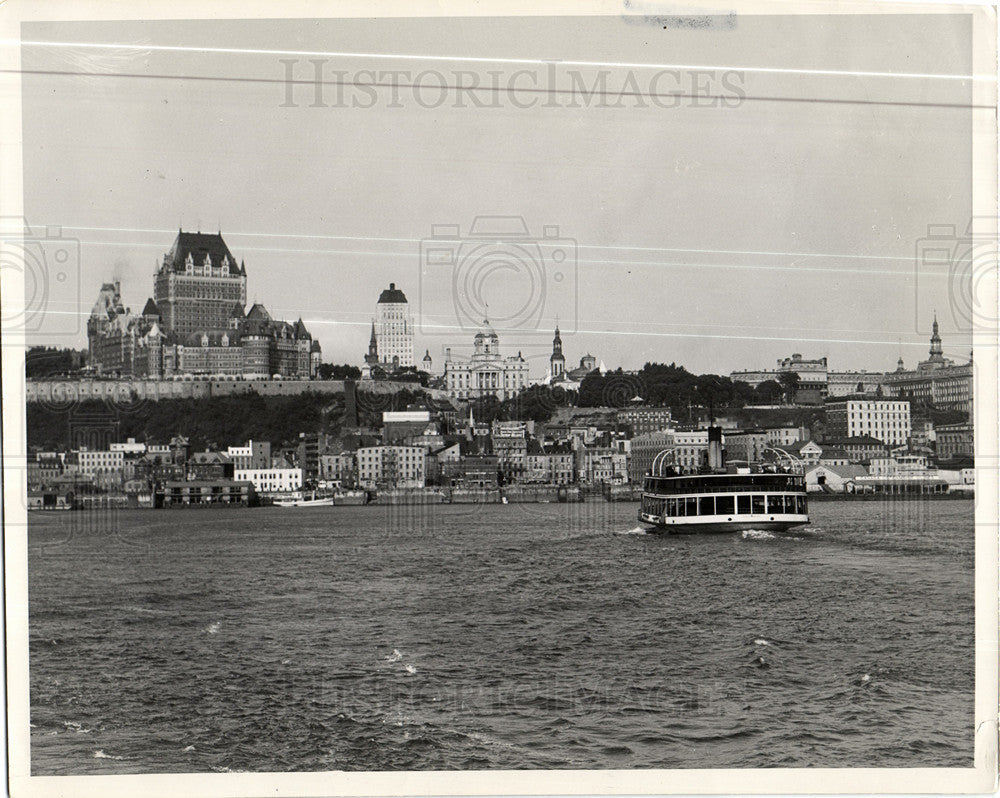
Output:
top-left (389, 282), bottom-right (395, 290)
top-left (707, 426), bottom-right (725, 471)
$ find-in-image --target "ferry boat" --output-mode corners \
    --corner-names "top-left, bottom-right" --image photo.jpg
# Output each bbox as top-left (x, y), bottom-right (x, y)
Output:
top-left (638, 426), bottom-right (809, 533)
top-left (272, 490), bottom-right (335, 508)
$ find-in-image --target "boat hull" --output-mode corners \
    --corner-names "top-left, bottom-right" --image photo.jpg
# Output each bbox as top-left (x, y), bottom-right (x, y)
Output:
top-left (640, 515), bottom-right (809, 534)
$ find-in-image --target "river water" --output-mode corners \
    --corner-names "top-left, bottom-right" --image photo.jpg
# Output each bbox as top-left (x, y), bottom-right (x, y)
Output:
top-left (28, 499), bottom-right (974, 773)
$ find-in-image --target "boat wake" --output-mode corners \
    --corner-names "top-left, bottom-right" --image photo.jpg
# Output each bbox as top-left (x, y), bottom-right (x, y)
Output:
top-left (740, 529), bottom-right (777, 541)
top-left (616, 526), bottom-right (650, 537)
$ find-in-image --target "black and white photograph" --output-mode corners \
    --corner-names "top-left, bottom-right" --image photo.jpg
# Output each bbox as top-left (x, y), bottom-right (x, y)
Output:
top-left (1, 1), bottom-right (997, 796)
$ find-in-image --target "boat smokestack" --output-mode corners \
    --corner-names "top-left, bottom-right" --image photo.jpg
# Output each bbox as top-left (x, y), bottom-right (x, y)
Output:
top-left (707, 426), bottom-right (725, 471)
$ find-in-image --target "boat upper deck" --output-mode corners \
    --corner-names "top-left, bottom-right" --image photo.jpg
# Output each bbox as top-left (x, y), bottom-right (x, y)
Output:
top-left (642, 472), bottom-right (805, 495)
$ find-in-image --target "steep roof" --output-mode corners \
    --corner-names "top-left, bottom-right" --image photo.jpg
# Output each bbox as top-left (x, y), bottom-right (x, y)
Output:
top-left (246, 303), bottom-right (271, 321)
top-left (229, 303), bottom-right (246, 319)
top-left (377, 282), bottom-right (408, 304)
top-left (141, 298), bottom-right (160, 317)
top-left (164, 231), bottom-right (242, 275)
top-left (310, 340), bottom-right (322, 352)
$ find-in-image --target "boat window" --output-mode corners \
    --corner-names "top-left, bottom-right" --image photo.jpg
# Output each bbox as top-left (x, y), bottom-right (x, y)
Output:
top-left (715, 495), bottom-right (735, 515)
top-left (685, 497), bottom-right (698, 516)
top-left (781, 496), bottom-right (794, 513)
top-left (767, 495), bottom-right (785, 514)
top-left (699, 496), bottom-right (715, 516)
top-left (665, 498), bottom-right (675, 517)
top-left (751, 495), bottom-right (766, 514)
top-left (737, 495), bottom-right (751, 514)
top-left (795, 495), bottom-right (806, 514)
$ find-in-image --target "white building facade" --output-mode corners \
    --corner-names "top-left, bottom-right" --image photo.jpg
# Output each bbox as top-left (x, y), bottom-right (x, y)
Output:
top-left (356, 446), bottom-right (426, 489)
top-left (234, 467), bottom-right (303, 494)
top-left (825, 399), bottom-right (911, 447)
top-left (443, 324), bottom-right (530, 400)
top-left (375, 283), bottom-right (414, 368)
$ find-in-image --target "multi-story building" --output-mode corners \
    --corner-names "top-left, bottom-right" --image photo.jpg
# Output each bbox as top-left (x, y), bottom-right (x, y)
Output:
top-left (935, 423), bottom-right (974, 460)
top-left (356, 445), bottom-right (426, 489)
top-left (672, 429), bottom-right (711, 471)
top-left (226, 440), bottom-right (272, 471)
top-left (76, 448), bottom-right (125, 479)
top-left (881, 316), bottom-right (974, 416)
top-left (234, 465), bottom-right (303, 494)
top-left (825, 399), bottom-right (911, 447)
top-left (375, 283), bottom-right (414, 368)
top-left (153, 230), bottom-right (247, 336)
top-left (724, 430), bottom-right (769, 464)
top-left (576, 447), bottom-right (628, 485)
top-left (731, 353), bottom-right (827, 397)
top-left (826, 370), bottom-right (884, 397)
top-left (87, 231), bottom-right (319, 380)
top-left (319, 453), bottom-right (357, 486)
top-left (616, 406), bottom-right (674, 436)
top-left (822, 436), bottom-right (887, 463)
top-left (186, 452), bottom-right (235, 481)
top-left (491, 421), bottom-right (529, 482)
top-left (628, 431), bottom-right (675, 483)
top-left (525, 442), bottom-right (575, 485)
top-left (764, 426), bottom-right (810, 448)
top-left (443, 323), bottom-right (530, 400)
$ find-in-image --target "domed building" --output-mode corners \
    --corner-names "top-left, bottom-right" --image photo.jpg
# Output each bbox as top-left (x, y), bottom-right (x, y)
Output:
top-left (443, 321), bottom-right (529, 400)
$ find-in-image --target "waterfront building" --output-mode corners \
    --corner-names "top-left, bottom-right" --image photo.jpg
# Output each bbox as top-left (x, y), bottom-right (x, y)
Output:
top-left (576, 447), bottom-right (628, 485)
top-left (375, 283), bottom-right (414, 368)
top-left (804, 464), bottom-right (868, 493)
top-left (671, 429), bottom-right (712, 471)
top-left (226, 440), bottom-right (272, 471)
top-left (825, 399), bottom-right (911, 447)
top-left (234, 464), bottom-right (303, 494)
top-left (764, 426), bottom-right (810, 448)
top-left (628, 431), bottom-right (675, 483)
top-left (356, 445), bottom-right (426, 489)
top-left (76, 448), bottom-right (125, 479)
top-left (186, 451), bottom-right (235, 481)
top-left (935, 422), bottom-right (974, 459)
top-left (161, 480), bottom-right (254, 506)
top-left (525, 441), bottom-right (575, 485)
top-left (492, 421), bottom-right (529, 483)
top-left (318, 453), bottom-right (357, 486)
top-left (821, 436), bottom-right (887, 463)
top-left (443, 322), bottom-right (529, 400)
top-left (724, 430), bottom-right (769, 464)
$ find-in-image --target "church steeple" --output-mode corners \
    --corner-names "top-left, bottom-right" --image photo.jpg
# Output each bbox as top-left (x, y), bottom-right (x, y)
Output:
top-left (929, 311), bottom-right (944, 359)
top-left (366, 320), bottom-right (378, 362)
top-left (550, 325), bottom-right (565, 378)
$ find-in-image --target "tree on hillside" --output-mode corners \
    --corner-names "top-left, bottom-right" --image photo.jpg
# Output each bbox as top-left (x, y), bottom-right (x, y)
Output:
top-left (755, 380), bottom-right (783, 404)
top-left (778, 372), bottom-right (800, 404)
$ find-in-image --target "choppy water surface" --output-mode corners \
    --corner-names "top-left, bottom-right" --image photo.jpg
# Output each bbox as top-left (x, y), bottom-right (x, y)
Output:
top-left (29, 499), bottom-right (974, 773)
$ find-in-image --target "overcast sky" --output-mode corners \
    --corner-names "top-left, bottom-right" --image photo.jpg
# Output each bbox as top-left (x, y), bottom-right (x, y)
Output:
top-left (20, 13), bottom-right (977, 376)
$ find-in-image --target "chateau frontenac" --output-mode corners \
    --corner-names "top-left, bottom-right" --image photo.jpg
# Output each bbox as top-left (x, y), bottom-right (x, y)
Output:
top-left (87, 231), bottom-right (321, 379)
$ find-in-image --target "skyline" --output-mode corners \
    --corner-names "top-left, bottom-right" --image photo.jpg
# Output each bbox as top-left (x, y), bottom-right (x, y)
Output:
top-left (19, 14), bottom-right (977, 375)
